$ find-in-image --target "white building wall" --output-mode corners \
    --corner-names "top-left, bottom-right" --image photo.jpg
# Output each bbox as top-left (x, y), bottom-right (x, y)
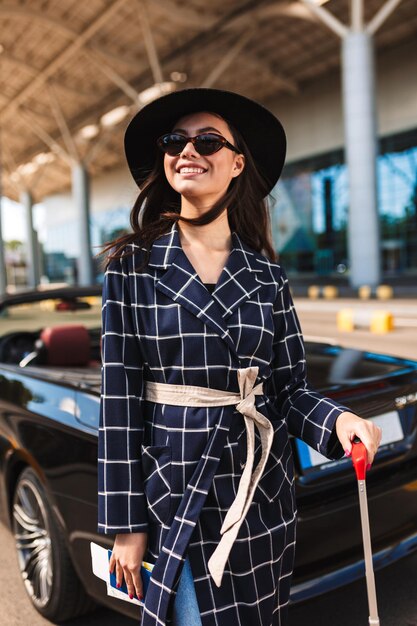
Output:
top-left (268, 38), bottom-right (417, 163)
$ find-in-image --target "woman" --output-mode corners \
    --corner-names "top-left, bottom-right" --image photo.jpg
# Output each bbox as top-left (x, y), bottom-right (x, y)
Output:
top-left (98, 88), bottom-right (381, 626)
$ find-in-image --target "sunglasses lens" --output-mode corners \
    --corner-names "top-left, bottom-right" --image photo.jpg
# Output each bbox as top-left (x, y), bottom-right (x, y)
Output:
top-left (158, 134), bottom-right (187, 155)
top-left (194, 134), bottom-right (223, 155)
top-left (157, 133), bottom-right (225, 156)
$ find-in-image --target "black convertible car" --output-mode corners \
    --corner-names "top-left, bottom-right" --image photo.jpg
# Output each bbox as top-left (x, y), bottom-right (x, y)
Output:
top-left (0, 287), bottom-right (417, 622)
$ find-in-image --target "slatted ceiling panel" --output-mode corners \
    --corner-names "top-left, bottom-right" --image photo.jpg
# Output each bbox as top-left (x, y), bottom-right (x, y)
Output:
top-left (10, 123), bottom-right (37, 160)
top-left (90, 47), bottom-right (143, 74)
top-left (92, 4), bottom-right (143, 54)
top-left (376, 7), bottom-right (417, 48)
top-left (1, 62), bottom-right (33, 100)
top-left (24, 27), bottom-right (59, 64)
top-left (51, 0), bottom-right (94, 29)
top-left (176, 0), bottom-right (229, 15)
top-left (147, 20), bottom-right (197, 58)
top-left (1, 64), bottom-right (26, 99)
top-left (51, 79), bottom-right (97, 102)
top-left (17, 25), bottom-right (65, 69)
top-left (289, 44), bottom-right (340, 81)
top-left (364, 0), bottom-right (379, 21)
top-left (1, 0), bottom-right (417, 203)
top-left (153, 12), bottom-right (200, 35)
top-left (334, 0), bottom-right (351, 23)
top-left (288, 33), bottom-right (338, 78)
top-left (1, 15), bottom-right (26, 46)
top-left (60, 0), bottom-right (107, 28)
top-left (156, 29), bottom-right (196, 61)
top-left (56, 53), bottom-right (114, 95)
top-left (2, 59), bottom-right (35, 88)
top-left (22, 101), bottom-right (52, 125)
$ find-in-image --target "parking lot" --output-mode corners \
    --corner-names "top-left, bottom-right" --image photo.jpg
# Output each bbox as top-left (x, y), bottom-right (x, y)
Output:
top-left (296, 297), bottom-right (417, 361)
top-left (1, 295), bottom-right (416, 626)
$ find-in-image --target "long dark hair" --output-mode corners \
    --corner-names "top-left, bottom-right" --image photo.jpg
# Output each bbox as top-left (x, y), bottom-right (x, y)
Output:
top-left (101, 114), bottom-right (278, 269)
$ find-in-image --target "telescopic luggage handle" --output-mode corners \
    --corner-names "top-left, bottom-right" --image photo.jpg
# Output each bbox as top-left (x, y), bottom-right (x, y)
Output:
top-left (351, 439), bottom-right (380, 626)
top-left (351, 438), bottom-right (367, 480)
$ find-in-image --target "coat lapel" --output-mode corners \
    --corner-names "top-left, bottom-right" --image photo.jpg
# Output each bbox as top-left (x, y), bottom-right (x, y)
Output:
top-left (211, 233), bottom-right (263, 320)
top-left (148, 222), bottom-right (263, 354)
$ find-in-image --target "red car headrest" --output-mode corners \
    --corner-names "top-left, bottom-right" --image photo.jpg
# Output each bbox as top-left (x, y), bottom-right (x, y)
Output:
top-left (40, 325), bottom-right (91, 366)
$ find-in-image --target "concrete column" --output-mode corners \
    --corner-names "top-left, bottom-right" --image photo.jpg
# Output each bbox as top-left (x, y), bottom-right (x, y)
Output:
top-left (21, 190), bottom-right (40, 288)
top-left (342, 32), bottom-right (381, 287)
top-left (0, 200), bottom-right (7, 296)
top-left (72, 162), bottom-right (94, 285)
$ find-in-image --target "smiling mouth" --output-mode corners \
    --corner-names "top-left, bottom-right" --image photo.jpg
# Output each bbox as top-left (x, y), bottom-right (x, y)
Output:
top-left (177, 167), bottom-right (207, 175)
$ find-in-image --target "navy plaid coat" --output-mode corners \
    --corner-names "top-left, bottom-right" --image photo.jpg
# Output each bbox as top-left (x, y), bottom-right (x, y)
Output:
top-left (98, 221), bottom-right (349, 626)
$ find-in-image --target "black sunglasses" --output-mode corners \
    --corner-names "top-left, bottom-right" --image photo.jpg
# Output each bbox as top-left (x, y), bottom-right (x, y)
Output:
top-left (157, 132), bottom-right (240, 156)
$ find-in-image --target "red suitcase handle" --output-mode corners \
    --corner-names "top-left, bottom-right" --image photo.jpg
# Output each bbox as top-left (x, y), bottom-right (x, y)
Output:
top-left (352, 440), bottom-right (368, 480)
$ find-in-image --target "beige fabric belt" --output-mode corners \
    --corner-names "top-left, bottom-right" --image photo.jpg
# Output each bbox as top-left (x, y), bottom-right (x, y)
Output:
top-left (145, 366), bottom-right (274, 587)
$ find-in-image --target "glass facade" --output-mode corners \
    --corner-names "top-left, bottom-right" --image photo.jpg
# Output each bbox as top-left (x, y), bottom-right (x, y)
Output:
top-left (91, 206), bottom-right (131, 250)
top-left (271, 127), bottom-right (417, 278)
top-left (39, 205), bottom-right (131, 283)
top-left (7, 128), bottom-right (415, 285)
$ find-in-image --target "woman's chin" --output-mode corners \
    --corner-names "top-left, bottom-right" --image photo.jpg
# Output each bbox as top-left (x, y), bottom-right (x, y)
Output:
top-left (174, 182), bottom-right (211, 198)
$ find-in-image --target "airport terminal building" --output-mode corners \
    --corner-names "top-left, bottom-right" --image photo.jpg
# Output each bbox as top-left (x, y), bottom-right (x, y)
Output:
top-left (1, 0), bottom-right (416, 289)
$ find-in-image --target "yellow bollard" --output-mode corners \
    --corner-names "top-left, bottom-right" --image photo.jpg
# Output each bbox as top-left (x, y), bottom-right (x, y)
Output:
top-left (40, 299), bottom-right (56, 312)
top-left (308, 285), bottom-right (320, 299)
top-left (337, 309), bottom-right (354, 332)
top-left (376, 285), bottom-right (393, 300)
top-left (323, 285), bottom-right (338, 299)
top-left (82, 296), bottom-right (101, 306)
top-left (370, 311), bottom-right (394, 333)
top-left (358, 285), bottom-right (372, 300)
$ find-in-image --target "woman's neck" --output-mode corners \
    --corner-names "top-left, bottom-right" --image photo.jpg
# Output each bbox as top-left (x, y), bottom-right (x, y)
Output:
top-left (178, 210), bottom-right (231, 253)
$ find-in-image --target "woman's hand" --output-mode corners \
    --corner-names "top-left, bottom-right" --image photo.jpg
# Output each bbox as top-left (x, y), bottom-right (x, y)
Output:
top-left (335, 411), bottom-right (382, 467)
top-left (109, 532), bottom-right (148, 600)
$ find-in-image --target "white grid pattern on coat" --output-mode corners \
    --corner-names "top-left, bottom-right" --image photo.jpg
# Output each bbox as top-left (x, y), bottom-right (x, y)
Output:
top-left (98, 221), bottom-right (350, 625)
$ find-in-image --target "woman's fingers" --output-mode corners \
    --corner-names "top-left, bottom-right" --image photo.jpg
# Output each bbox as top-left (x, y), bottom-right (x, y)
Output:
top-left (113, 559), bottom-right (144, 600)
top-left (336, 411), bottom-right (382, 466)
top-left (131, 566), bottom-right (144, 600)
top-left (115, 559), bottom-right (125, 589)
top-left (121, 564), bottom-right (143, 600)
top-left (352, 419), bottom-right (381, 465)
top-left (109, 551), bottom-right (115, 574)
top-left (111, 532), bottom-right (148, 600)
top-left (358, 424), bottom-right (382, 466)
top-left (122, 567), bottom-right (135, 599)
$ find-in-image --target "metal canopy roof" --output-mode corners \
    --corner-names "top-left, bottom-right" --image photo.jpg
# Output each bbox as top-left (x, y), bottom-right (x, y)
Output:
top-left (1, 0), bottom-right (416, 203)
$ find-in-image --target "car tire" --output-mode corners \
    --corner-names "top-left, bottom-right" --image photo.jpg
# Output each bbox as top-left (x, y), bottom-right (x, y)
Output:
top-left (11, 466), bottom-right (96, 622)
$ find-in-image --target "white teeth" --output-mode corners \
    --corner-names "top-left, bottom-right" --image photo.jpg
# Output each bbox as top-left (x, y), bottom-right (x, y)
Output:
top-left (179, 167), bottom-right (205, 174)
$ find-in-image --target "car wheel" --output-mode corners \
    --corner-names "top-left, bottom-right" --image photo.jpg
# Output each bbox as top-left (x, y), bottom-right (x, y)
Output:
top-left (11, 467), bottom-right (95, 621)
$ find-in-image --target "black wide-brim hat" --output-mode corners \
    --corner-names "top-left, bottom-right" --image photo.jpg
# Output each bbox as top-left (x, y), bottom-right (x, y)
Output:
top-left (124, 88), bottom-right (286, 195)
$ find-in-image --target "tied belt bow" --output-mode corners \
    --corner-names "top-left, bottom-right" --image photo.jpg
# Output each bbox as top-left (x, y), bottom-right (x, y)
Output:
top-left (145, 366), bottom-right (274, 587)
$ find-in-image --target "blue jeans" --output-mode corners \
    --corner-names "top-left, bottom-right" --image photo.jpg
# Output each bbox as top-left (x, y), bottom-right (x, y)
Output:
top-left (172, 559), bottom-right (202, 626)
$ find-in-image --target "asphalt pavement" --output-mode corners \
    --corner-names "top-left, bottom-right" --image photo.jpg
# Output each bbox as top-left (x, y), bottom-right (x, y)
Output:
top-left (1, 295), bottom-right (417, 625)
top-left (2, 514), bottom-right (417, 625)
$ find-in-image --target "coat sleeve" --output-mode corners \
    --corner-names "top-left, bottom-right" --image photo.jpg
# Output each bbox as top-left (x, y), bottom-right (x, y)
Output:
top-left (268, 266), bottom-right (350, 460)
top-left (97, 255), bottom-right (149, 534)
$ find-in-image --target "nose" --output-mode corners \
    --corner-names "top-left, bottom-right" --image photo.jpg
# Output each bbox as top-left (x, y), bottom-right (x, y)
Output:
top-left (179, 139), bottom-right (198, 158)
